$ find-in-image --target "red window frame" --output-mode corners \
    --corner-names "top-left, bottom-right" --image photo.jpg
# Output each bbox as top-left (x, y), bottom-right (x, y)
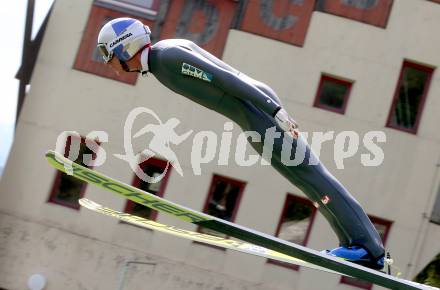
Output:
top-left (73, 5), bottom-right (154, 85)
top-left (48, 135), bottom-right (99, 210)
top-left (313, 74), bottom-right (353, 114)
top-left (201, 174), bottom-right (246, 223)
top-left (94, 0), bottom-right (161, 18)
top-left (267, 193), bottom-right (317, 271)
top-left (123, 156), bottom-right (172, 221)
top-left (386, 61), bottom-right (435, 134)
top-left (194, 174), bottom-right (246, 249)
top-left (340, 215), bottom-right (393, 289)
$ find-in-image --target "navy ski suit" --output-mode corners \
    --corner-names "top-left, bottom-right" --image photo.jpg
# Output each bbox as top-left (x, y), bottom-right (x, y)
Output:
top-left (147, 39), bottom-right (385, 259)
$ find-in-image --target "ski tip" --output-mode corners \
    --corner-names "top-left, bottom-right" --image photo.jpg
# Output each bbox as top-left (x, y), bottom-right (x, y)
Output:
top-left (45, 150), bottom-right (59, 159)
top-left (45, 150), bottom-right (75, 175)
top-left (45, 150), bottom-right (72, 164)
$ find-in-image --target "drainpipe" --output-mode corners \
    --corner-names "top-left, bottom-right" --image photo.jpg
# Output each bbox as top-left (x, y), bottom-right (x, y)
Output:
top-left (405, 159), bottom-right (440, 278)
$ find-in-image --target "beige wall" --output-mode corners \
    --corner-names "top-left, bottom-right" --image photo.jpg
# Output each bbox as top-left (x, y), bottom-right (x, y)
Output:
top-left (1, 0), bottom-right (440, 289)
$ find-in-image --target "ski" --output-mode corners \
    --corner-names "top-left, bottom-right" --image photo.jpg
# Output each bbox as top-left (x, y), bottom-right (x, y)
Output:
top-left (46, 150), bottom-right (438, 290)
top-left (78, 198), bottom-right (339, 274)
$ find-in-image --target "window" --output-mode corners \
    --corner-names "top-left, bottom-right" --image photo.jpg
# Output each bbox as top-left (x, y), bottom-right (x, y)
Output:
top-left (123, 157), bottom-right (171, 221)
top-left (73, 5), bottom-right (155, 85)
top-left (198, 175), bottom-right (246, 238)
top-left (340, 216), bottom-right (393, 289)
top-left (430, 185), bottom-right (440, 225)
top-left (267, 194), bottom-right (317, 270)
top-left (387, 61), bottom-right (434, 134)
top-left (94, 0), bottom-right (161, 19)
top-left (314, 75), bottom-right (352, 114)
top-left (48, 136), bottom-right (99, 209)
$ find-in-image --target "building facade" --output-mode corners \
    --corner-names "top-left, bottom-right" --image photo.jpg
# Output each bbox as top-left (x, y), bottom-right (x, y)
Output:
top-left (1, 0), bottom-right (440, 289)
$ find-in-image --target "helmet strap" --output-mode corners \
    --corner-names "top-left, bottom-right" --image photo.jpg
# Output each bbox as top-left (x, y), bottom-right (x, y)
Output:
top-left (119, 59), bottom-right (142, 73)
top-left (119, 60), bottom-right (131, 72)
top-left (119, 44), bottom-right (151, 74)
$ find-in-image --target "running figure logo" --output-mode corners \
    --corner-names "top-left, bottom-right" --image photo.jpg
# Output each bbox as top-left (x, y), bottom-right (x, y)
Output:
top-left (114, 107), bottom-right (193, 183)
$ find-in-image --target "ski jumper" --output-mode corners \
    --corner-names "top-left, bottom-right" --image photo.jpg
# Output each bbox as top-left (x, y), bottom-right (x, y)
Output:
top-left (147, 39), bottom-right (385, 259)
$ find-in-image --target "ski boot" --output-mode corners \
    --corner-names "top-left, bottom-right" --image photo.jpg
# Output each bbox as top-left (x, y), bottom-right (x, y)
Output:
top-left (323, 246), bottom-right (384, 270)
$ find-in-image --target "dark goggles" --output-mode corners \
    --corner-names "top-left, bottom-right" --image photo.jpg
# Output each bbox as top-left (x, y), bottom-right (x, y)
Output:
top-left (97, 43), bottom-right (113, 63)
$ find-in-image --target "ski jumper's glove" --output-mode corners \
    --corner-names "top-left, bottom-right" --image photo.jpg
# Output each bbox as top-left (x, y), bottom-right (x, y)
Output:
top-left (274, 108), bottom-right (299, 137)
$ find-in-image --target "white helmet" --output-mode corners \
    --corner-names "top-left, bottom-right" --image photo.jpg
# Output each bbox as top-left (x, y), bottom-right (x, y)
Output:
top-left (97, 17), bottom-right (151, 63)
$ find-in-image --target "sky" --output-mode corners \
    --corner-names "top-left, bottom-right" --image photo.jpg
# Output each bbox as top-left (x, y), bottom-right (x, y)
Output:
top-left (0, 0), bottom-right (53, 172)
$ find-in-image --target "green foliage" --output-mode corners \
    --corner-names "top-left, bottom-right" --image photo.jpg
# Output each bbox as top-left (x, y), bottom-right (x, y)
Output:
top-left (414, 253), bottom-right (440, 287)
